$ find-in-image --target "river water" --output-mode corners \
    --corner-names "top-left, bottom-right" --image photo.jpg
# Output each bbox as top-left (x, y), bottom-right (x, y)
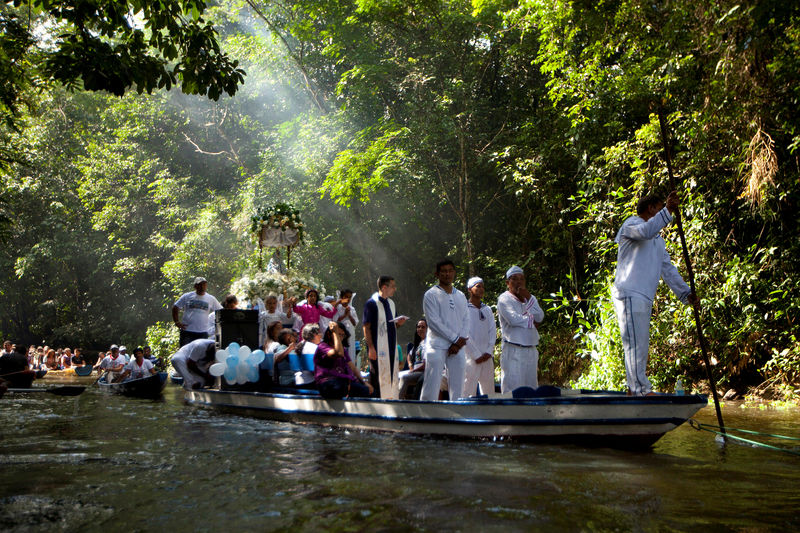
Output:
top-left (1, 384), bottom-right (798, 532)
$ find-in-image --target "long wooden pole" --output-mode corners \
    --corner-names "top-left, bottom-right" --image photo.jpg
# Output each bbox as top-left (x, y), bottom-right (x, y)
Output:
top-left (657, 109), bottom-right (726, 437)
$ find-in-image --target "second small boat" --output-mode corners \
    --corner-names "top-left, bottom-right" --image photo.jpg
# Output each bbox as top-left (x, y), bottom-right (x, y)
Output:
top-left (97, 372), bottom-right (167, 399)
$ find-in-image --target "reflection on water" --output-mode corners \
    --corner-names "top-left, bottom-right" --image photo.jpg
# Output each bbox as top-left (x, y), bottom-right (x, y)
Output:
top-left (1, 387), bottom-right (799, 532)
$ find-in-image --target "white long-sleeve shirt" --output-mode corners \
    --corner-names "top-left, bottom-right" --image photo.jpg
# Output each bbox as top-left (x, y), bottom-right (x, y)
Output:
top-left (423, 285), bottom-right (470, 350)
top-left (465, 302), bottom-right (496, 361)
top-left (613, 207), bottom-right (690, 303)
top-left (497, 291), bottom-right (544, 347)
top-left (333, 303), bottom-right (359, 346)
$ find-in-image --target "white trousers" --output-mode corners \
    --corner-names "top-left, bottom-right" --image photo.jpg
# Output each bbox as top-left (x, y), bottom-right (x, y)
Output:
top-left (421, 348), bottom-right (465, 401)
top-left (613, 295), bottom-right (653, 396)
top-left (463, 357), bottom-right (495, 397)
top-left (171, 352), bottom-right (205, 390)
top-left (500, 342), bottom-right (538, 393)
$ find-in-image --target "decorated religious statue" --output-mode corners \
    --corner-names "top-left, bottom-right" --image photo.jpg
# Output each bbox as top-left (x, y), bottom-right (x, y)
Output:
top-left (250, 202), bottom-right (304, 270)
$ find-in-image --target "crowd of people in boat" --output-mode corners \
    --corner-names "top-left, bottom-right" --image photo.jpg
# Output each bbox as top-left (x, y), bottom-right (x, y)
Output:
top-left (170, 260), bottom-right (544, 402)
top-left (0, 338), bottom-right (163, 387)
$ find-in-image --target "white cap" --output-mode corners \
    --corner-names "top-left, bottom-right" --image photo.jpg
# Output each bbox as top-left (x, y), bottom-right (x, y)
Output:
top-left (193, 276), bottom-right (207, 286)
top-left (467, 277), bottom-right (483, 290)
top-left (506, 265), bottom-right (524, 279)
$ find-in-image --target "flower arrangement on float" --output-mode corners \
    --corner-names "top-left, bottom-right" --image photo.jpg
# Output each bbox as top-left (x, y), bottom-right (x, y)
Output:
top-left (230, 271), bottom-right (326, 303)
top-left (250, 202), bottom-right (304, 243)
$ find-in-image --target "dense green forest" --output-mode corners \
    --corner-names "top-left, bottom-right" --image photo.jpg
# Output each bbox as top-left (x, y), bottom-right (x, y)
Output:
top-left (1, 0), bottom-right (798, 398)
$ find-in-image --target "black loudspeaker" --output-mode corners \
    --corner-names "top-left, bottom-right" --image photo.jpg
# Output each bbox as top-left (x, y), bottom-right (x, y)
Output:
top-left (217, 309), bottom-right (259, 350)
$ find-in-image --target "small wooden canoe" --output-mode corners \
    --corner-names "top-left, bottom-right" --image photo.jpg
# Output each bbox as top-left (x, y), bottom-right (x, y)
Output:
top-left (97, 372), bottom-right (167, 399)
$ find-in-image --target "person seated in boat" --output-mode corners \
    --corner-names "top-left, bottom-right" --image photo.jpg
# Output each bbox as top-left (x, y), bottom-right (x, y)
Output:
top-left (43, 349), bottom-right (59, 370)
top-left (95, 345), bottom-right (127, 382)
top-left (0, 344), bottom-right (30, 387)
top-left (291, 289), bottom-right (340, 332)
top-left (399, 319), bottom-right (428, 400)
top-left (293, 323), bottom-right (322, 386)
top-left (118, 347), bottom-right (157, 382)
top-left (313, 321), bottom-right (372, 399)
top-left (170, 338), bottom-right (216, 390)
top-left (71, 348), bottom-right (84, 366)
top-left (142, 345), bottom-right (159, 368)
top-left (273, 328), bottom-right (299, 387)
top-left (59, 348), bottom-right (73, 369)
top-left (256, 320), bottom-right (285, 387)
top-left (32, 346), bottom-right (44, 369)
top-left (263, 320), bottom-right (283, 354)
top-left (1, 340), bottom-right (13, 357)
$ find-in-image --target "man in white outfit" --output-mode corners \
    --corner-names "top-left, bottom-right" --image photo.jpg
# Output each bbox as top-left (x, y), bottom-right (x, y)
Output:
top-left (613, 191), bottom-right (699, 396)
top-left (171, 338), bottom-right (217, 390)
top-left (464, 277), bottom-right (496, 397)
top-left (421, 259), bottom-right (470, 401)
top-left (497, 265), bottom-right (544, 393)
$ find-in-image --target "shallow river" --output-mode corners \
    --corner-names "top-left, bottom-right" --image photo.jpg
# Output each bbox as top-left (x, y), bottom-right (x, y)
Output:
top-left (1, 384), bottom-right (798, 532)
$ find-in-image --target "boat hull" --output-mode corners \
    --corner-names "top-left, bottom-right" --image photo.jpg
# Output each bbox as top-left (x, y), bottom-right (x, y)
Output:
top-left (98, 372), bottom-right (167, 399)
top-left (185, 389), bottom-right (707, 448)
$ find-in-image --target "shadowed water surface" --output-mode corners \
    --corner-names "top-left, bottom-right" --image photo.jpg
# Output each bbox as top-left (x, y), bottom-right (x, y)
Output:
top-left (1, 386), bottom-right (798, 532)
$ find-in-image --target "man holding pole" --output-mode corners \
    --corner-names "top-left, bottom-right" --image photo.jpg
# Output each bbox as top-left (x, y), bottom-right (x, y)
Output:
top-left (612, 190), bottom-right (700, 396)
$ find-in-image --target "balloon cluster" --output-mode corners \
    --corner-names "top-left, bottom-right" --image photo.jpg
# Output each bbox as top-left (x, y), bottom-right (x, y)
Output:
top-left (208, 343), bottom-right (265, 385)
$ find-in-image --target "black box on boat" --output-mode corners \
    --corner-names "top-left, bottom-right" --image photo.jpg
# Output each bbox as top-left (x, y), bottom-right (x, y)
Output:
top-left (216, 309), bottom-right (259, 350)
top-left (216, 309), bottom-right (258, 323)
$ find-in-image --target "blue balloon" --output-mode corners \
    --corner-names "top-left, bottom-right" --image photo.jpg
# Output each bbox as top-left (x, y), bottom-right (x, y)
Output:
top-left (226, 342), bottom-right (240, 356)
top-left (247, 365), bottom-right (259, 382)
top-left (226, 355), bottom-right (239, 368)
top-left (250, 350), bottom-right (266, 365)
top-left (223, 365), bottom-right (237, 382)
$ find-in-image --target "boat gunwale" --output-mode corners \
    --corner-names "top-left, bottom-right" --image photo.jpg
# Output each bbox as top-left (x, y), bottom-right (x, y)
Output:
top-left (189, 388), bottom-right (708, 407)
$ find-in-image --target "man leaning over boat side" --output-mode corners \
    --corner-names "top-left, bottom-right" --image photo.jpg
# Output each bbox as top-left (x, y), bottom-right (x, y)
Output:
top-left (612, 191), bottom-right (700, 396)
top-left (172, 277), bottom-right (222, 347)
top-left (363, 275), bottom-right (407, 399)
top-left (171, 338), bottom-right (217, 390)
top-left (496, 265), bottom-right (544, 394)
top-left (421, 259), bottom-right (470, 401)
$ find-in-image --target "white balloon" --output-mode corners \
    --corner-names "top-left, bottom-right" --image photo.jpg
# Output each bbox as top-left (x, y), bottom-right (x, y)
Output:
top-left (215, 349), bottom-right (229, 363)
top-left (209, 362), bottom-right (226, 377)
top-left (236, 364), bottom-right (249, 383)
top-left (239, 345), bottom-right (252, 359)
